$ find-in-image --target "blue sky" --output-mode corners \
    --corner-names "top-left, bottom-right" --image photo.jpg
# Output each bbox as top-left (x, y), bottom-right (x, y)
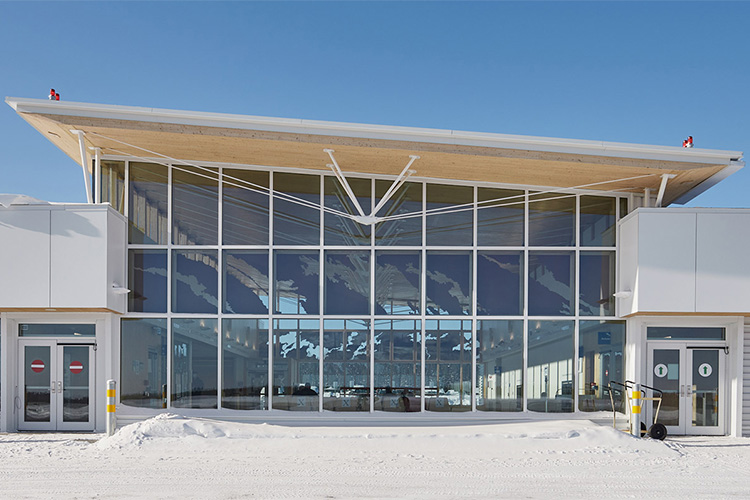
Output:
top-left (1, 1), bottom-right (747, 206)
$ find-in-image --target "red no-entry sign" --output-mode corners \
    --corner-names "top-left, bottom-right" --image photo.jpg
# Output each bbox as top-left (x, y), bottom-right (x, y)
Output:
top-left (69, 361), bottom-right (83, 374)
top-left (31, 360), bottom-right (45, 373)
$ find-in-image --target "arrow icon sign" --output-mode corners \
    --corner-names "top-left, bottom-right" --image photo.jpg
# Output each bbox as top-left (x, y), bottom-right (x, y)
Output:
top-left (703, 366), bottom-right (708, 375)
top-left (659, 367), bottom-right (664, 375)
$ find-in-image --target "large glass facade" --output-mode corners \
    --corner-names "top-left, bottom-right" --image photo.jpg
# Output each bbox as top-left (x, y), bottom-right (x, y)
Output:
top-left (117, 161), bottom-right (625, 413)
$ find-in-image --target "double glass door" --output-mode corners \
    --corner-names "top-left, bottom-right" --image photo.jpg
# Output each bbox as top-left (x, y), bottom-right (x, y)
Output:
top-left (19, 340), bottom-right (95, 431)
top-left (647, 343), bottom-right (725, 435)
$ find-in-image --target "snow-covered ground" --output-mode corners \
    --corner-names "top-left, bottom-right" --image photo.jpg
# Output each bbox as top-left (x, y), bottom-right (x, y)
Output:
top-left (0, 415), bottom-right (748, 499)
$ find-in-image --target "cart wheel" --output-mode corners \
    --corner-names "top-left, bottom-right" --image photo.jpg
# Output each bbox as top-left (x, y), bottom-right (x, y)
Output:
top-left (640, 422), bottom-right (647, 437)
top-left (648, 423), bottom-right (667, 441)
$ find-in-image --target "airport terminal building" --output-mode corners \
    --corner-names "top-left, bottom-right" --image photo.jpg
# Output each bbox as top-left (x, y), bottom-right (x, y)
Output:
top-left (2, 97), bottom-right (749, 436)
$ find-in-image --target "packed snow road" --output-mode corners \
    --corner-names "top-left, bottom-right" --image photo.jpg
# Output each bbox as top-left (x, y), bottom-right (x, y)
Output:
top-left (0, 415), bottom-right (747, 499)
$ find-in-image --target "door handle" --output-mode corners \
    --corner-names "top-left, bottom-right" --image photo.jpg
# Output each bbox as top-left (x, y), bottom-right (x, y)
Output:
top-left (51, 381), bottom-right (56, 393)
top-left (680, 385), bottom-right (685, 397)
top-left (58, 381), bottom-right (62, 393)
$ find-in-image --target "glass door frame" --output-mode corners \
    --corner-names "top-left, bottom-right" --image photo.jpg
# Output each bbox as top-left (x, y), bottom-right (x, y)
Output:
top-left (17, 339), bottom-right (96, 432)
top-left (646, 341), bottom-right (726, 436)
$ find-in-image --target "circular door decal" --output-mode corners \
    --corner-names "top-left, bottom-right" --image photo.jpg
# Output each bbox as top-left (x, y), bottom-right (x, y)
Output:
top-left (654, 363), bottom-right (668, 378)
top-left (69, 361), bottom-right (84, 374)
top-left (698, 363), bottom-right (713, 377)
top-left (31, 360), bottom-right (45, 373)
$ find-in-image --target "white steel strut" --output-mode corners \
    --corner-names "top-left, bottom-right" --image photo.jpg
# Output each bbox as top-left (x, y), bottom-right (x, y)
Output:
top-left (70, 129), bottom-right (93, 203)
top-left (655, 173), bottom-right (676, 207)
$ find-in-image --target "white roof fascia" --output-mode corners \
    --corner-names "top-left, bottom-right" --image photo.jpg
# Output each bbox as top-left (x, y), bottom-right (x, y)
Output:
top-left (6, 97), bottom-right (743, 166)
top-left (671, 160), bottom-right (745, 205)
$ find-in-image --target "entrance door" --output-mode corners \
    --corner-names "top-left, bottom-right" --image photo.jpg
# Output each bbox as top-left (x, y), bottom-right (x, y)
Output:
top-left (647, 343), bottom-right (725, 435)
top-left (19, 340), bottom-right (95, 431)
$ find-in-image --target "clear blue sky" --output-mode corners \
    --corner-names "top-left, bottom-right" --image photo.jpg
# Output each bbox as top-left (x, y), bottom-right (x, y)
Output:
top-left (1, 1), bottom-right (748, 206)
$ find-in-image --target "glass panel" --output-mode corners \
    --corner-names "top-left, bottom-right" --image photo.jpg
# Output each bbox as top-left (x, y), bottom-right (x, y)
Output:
top-left (579, 251), bottom-right (615, 316)
top-left (580, 196), bottom-right (616, 247)
top-left (62, 346), bottom-right (89, 422)
top-left (652, 349), bottom-right (680, 426)
top-left (578, 321), bottom-right (624, 412)
top-left (222, 319), bottom-right (269, 410)
top-left (528, 251), bottom-right (575, 316)
top-left (619, 198), bottom-right (628, 218)
top-left (324, 176), bottom-right (371, 246)
top-left (426, 184), bottom-right (473, 246)
top-left (120, 318), bottom-right (167, 409)
top-left (476, 320), bottom-right (524, 412)
top-left (171, 319), bottom-right (218, 409)
top-left (477, 188), bottom-right (525, 246)
top-left (272, 319), bottom-right (320, 411)
top-left (527, 320), bottom-right (574, 413)
top-left (24, 345), bottom-right (51, 422)
top-left (273, 172), bottom-right (320, 245)
top-left (324, 251), bottom-right (370, 315)
top-left (374, 319), bottom-right (421, 412)
top-left (647, 327), bottom-right (725, 341)
top-left (323, 319), bottom-right (370, 412)
top-left (375, 180), bottom-right (422, 246)
top-left (172, 165), bottom-right (218, 245)
top-left (426, 251), bottom-right (472, 315)
top-left (528, 192), bottom-right (575, 247)
top-left (19, 324), bottom-right (96, 337)
top-left (375, 251), bottom-right (420, 315)
top-left (222, 169), bottom-right (269, 245)
top-left (223, 250), bottom-right (269, 314)
top-left (476, 251), bottom-right (523, 316)
top-left (129, 162), bottom-right (168, 244)
top-left (425, 319), bottom-right (472, 412)
top-left (692, 350), bottom-right (719, 427)
top-left (274, 251), bottom-right (319, 314)
top-left (99, 160), bottom-right (125, 214)
top-left (172, 250), bottom-right (218, 314)
top-left (128, 249), bottom-right (167, 313)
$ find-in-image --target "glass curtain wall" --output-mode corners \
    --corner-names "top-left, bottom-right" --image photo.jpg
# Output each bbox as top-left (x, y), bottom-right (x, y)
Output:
top-left (117, 161), bottom-right (626, 414)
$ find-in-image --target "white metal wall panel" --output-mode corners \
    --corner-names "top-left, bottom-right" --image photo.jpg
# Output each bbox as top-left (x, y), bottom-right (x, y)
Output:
top-left (743, 318), bottom-right (750, 437)
top-left (616, 212), bottom-right (639, 316)
top-left (696, 213), bottom-right (750, 313)
top-left (105, 209), bottom-right (127, 313)
top-left (0, 209), bottom-right (51, 307)
top-left (637, 212), bottom-right (697, 313)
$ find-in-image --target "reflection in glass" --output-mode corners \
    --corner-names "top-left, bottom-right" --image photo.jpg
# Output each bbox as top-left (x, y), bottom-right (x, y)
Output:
top-left (325, 251), bottom-right (370, 315)
top-left (19, 324), bottom-right (95, 337)
top-left (121, 318), bottom-right (167, 409)
top-left (692, 350), bottom-right (719, 427)
top-left (425, 320), bottom-right (472, 412)
top-left (374, 319), bottom-right (421, 412)
top-left (578, 321), bottom-right (624, 412)
top-left (527, 320), bottom-right (574, 413)
top-left (172, 318), bottom-right (218, 409)
top-left (24, 345), bottom-right (51, 422)
top-left (426, 252), bottom-right (471, 315)
top-left (172, 250), bottom-right (218, 314)
top-left (651, 349), bottom-right (680, 426)
top-left (579, 251), bottom-right (615, 316)
top-left (323, 319), bottom-right (370, 411)
top-left (223, 250), bottom-right (269, 314)
top-left (222, 319), bottom-right (269, 410)
top-left (324, 176), bottom-right (371, 245)
top-left (477, 252), bottom-right (523, 316)
top-left (99, 160), bottom-right (125, 214)
top-left (129, 162), bottom-right (168, 244)
top-left (375, 251), bottom-right (420, 315)
top-left (477, 188), bottom-right (525, 246)
top-left (620, 198), bottom-right (628, 219)
top-left (375, 180), bottom-right (422, 246)
top-left (62, 346), bottom-right (89, 422)
top-left (274, 251), bottom-right (319, 314)
top-left (128, 250), bottom-right (167, 313)
top-left (528, 252), bottom-right (574, 316)
top-left (647, 327), bottom-right (725, 341)
top-left (273, 319), bottom-right (320, 411)
top-left (273, 173), bottom-right (320, 245)
top-left (172, 166), bottom-right (218, 245)
top-left (426, 184), bottom-right (473, 246)
top-left (528, 192), bottom-right (575, 246)
top-left (476, 320), bottom-right (524, 412)
top-left (580, 196), bottom-right (616, 247)
top-left (223, 169), bottom-right (269, 245)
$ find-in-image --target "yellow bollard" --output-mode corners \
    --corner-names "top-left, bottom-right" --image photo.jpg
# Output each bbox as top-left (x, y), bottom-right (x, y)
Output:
top-left (106, 379), bottom-right (117, 436)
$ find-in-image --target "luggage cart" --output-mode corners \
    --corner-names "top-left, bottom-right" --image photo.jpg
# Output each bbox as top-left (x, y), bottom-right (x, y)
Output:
top-left (608, 381), bottom-right (667, 440)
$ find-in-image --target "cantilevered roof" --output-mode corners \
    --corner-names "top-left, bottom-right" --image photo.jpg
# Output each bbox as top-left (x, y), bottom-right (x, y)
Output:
top-left (6, 97), bottom-right (744, 205)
